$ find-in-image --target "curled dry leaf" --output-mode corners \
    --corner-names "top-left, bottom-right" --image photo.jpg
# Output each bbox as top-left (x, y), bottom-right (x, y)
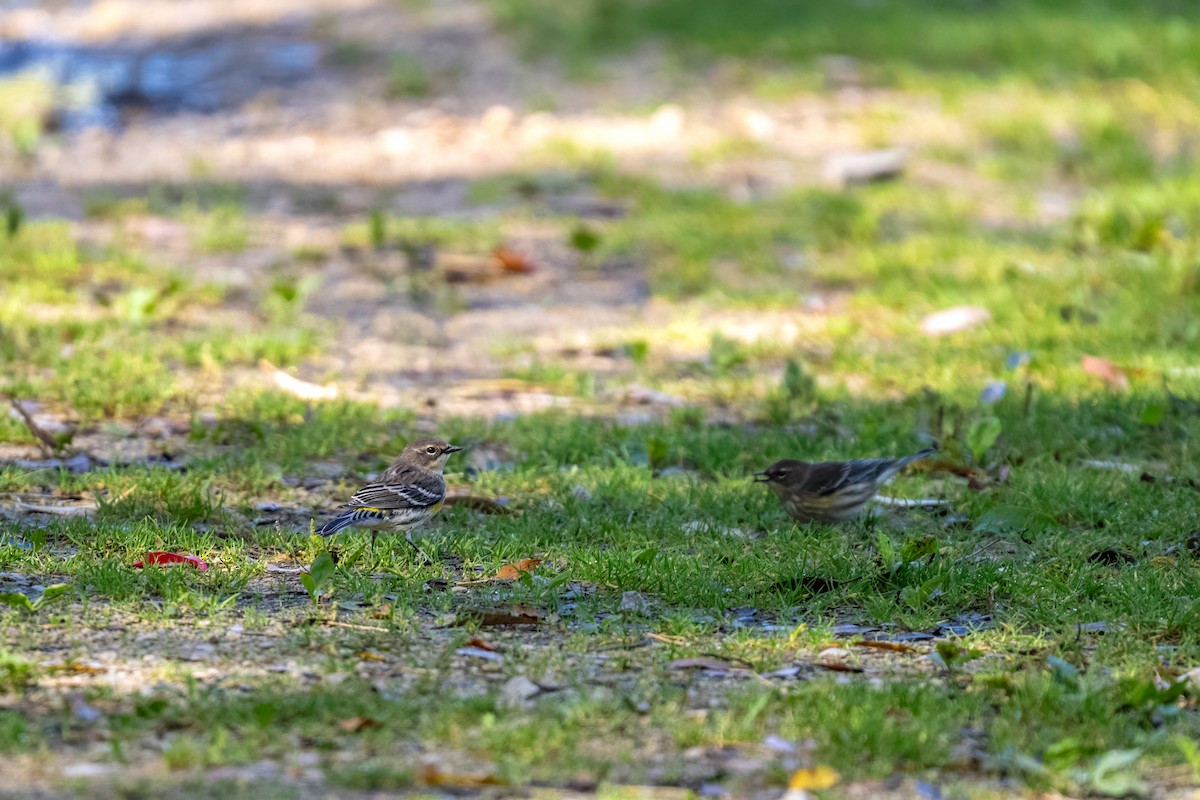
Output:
top-left (1081, 355), bottom-right (1130, 390)
top-left (443, 493), bottom-right (518, 515)
top-left (492, 245), bottom-right (536, 274)
top-left (495, 558), bottom-right (543, 580)
top-left (338, 716), bottom-right (380, 732)
top-left (454, 605), bottom-right (543, 627)
top-left (419, 764), bottom-right (505, 788)
top-left (853, 640), bottom-right (917, 654)
top-left (465, 638), bottom-right (499, 652)
top-left (816, 661), bottom-right (864, 673)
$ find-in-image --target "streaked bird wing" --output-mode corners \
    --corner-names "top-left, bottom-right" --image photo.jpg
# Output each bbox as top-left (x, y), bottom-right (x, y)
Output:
top-left (805, 458), bottom-right (897, 495)
top-left (342, 468), bottom-right (445, 510)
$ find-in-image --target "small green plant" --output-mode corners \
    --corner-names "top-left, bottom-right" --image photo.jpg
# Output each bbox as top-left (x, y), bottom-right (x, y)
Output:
top-left (707, 332), bottom-right (745, 375)
top-left (368, 208), bottom-right (387, 251)
top-left (0, 584), bottom-right (70, 613)
top-left (386, 53), bottom-right (430, 97)
top-left (966, 415), bottom-right (1002, 464)
top-left (931, 640), bottom-right (984, 675)
top-left (300, 551), bottom-right (335, 607)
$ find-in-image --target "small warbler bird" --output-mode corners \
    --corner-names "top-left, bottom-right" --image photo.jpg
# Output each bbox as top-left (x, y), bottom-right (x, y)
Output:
top-left (317, 438), bottom-right (462, 556)
top-left (755, 448), bottom-right (936, 523)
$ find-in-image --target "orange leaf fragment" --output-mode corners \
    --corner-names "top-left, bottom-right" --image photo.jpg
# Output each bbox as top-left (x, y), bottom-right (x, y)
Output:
top-left (466, 638), bottom-right (499, 652)
top-left (492, 246), bottom-right (536, 274)
top-left (495, 558), bottom-right (543, 580)
top-left (852, 640), bottom-right (917, 654)
top-left (419, 764), bottom-right (505, 788)
top-left (338, 716), bottom-right (380, 732)
top-left (1082, 355), bottom-right (1129, 390)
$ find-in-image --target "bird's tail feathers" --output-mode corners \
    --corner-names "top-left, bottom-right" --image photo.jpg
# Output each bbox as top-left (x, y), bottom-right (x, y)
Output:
top-left (316, 512), bottom-right (356, 537)
top-left (895, 446), bottom-right (937, 469)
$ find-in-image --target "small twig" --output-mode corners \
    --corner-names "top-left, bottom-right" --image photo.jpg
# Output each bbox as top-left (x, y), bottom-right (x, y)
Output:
top-left (320, 620), bottom-right (388, 633)
top-left (7, 397), bottom-right (62, 456)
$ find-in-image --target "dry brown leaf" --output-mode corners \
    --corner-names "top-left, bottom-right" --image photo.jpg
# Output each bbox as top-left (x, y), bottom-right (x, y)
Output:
top-left (443, 493), bottom-right (518, 514)
top-left (455, 605), bottom-right (543, 627)
top-left (492, 245), bottom-right (536, 274)
top-left (466, 638), bottom-right (499, 652)
top-left (419, 764), bottom-right (505, 788)
top-left (668, 657), bottom-right (735, 671)
top-left (816, 661), bottom-right (864, 673)
top-left (338, 716), bottom-right (380, 732)
top-left (1082, 355), bottom-right (1130, 390)
top-left (46, 663), bottom-right (107, 674)
top-left (373, 604), bottom-right (392, 619)
top-left (495, 558), bottom-right (543, 580)
top-left (852, 640), bottom-right (917, 654)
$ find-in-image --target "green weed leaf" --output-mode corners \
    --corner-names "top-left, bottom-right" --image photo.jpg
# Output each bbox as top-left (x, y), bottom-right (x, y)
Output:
top-left (967, 416), bottom-right (1002, 462)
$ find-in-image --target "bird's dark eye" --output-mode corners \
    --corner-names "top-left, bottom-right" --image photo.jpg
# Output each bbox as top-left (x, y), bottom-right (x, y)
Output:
top-left (776, 470), bottom-right (788, 477)
top-left (426, 446), bottom-right (437, 455)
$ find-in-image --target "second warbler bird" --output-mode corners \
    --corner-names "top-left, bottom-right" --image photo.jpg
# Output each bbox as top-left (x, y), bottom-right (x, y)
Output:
top-left (318, 438), bottom-right (461, 551)
top-left (755, 448), bottom-right (935, 523)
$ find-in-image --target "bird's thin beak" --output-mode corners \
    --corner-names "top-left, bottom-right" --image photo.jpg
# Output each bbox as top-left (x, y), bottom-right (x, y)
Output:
top-left (752, 472), bottom-right (770, 483)
top-left (445, 445), bottom-right (463, 454)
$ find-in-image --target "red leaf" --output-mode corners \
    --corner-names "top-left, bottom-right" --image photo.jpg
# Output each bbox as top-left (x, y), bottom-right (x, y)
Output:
top-left (132, 552), bottom-right (208, 572)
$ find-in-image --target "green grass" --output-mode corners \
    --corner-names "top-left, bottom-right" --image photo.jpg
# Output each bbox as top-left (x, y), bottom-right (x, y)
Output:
top-left (491, 0), bottom-right (1200, 90)
top-left (3, 3), bottom-right (1200, 792)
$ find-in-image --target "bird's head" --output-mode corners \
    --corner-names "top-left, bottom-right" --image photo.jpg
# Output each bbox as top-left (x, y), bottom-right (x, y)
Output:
top-left (753, 459), bottom-right (807, 485)
top-left (399, 438), bottom-right (463, 472)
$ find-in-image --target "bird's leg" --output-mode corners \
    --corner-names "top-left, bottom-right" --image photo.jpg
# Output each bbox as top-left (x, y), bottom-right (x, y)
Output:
top-left (404, 531), bottom-right (434, 567)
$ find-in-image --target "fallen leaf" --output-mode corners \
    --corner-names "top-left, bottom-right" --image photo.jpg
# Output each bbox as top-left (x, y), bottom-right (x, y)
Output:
top-left (1082, 355), bottom-right (1129, 390)
top-left (133, 552), bottom-right (209, 572)
top-left (853, 640), bottom-right (917, 654)
top-left (419, 764), bottom-right (505, 788)
top-left (492, 245), bottom-right (536, 274)
top-left (454, 605), bottom-right (543, 627)
top-left (338, 716), bottom-right (380, 732)
top-left (668, 657), bottom-right (735, 671)
top-left (356, 651), bottom-right (385, 662)
top-left (46, 662), bottom-right (107, 674)
top-left (465, 638), bottom-right (499, 652)
top-left (442, 493), bottom-right (517, 514)
top-left (495, 558), bottom-right (543, 580)
top-left (787, 765), bottom-right (840, 791)
top-left (373, 604), bottom-right (392, 619)
top-left (919, 306), bottom-right (990, 336)
top-left (816, 661), bottom-right (864, 673)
